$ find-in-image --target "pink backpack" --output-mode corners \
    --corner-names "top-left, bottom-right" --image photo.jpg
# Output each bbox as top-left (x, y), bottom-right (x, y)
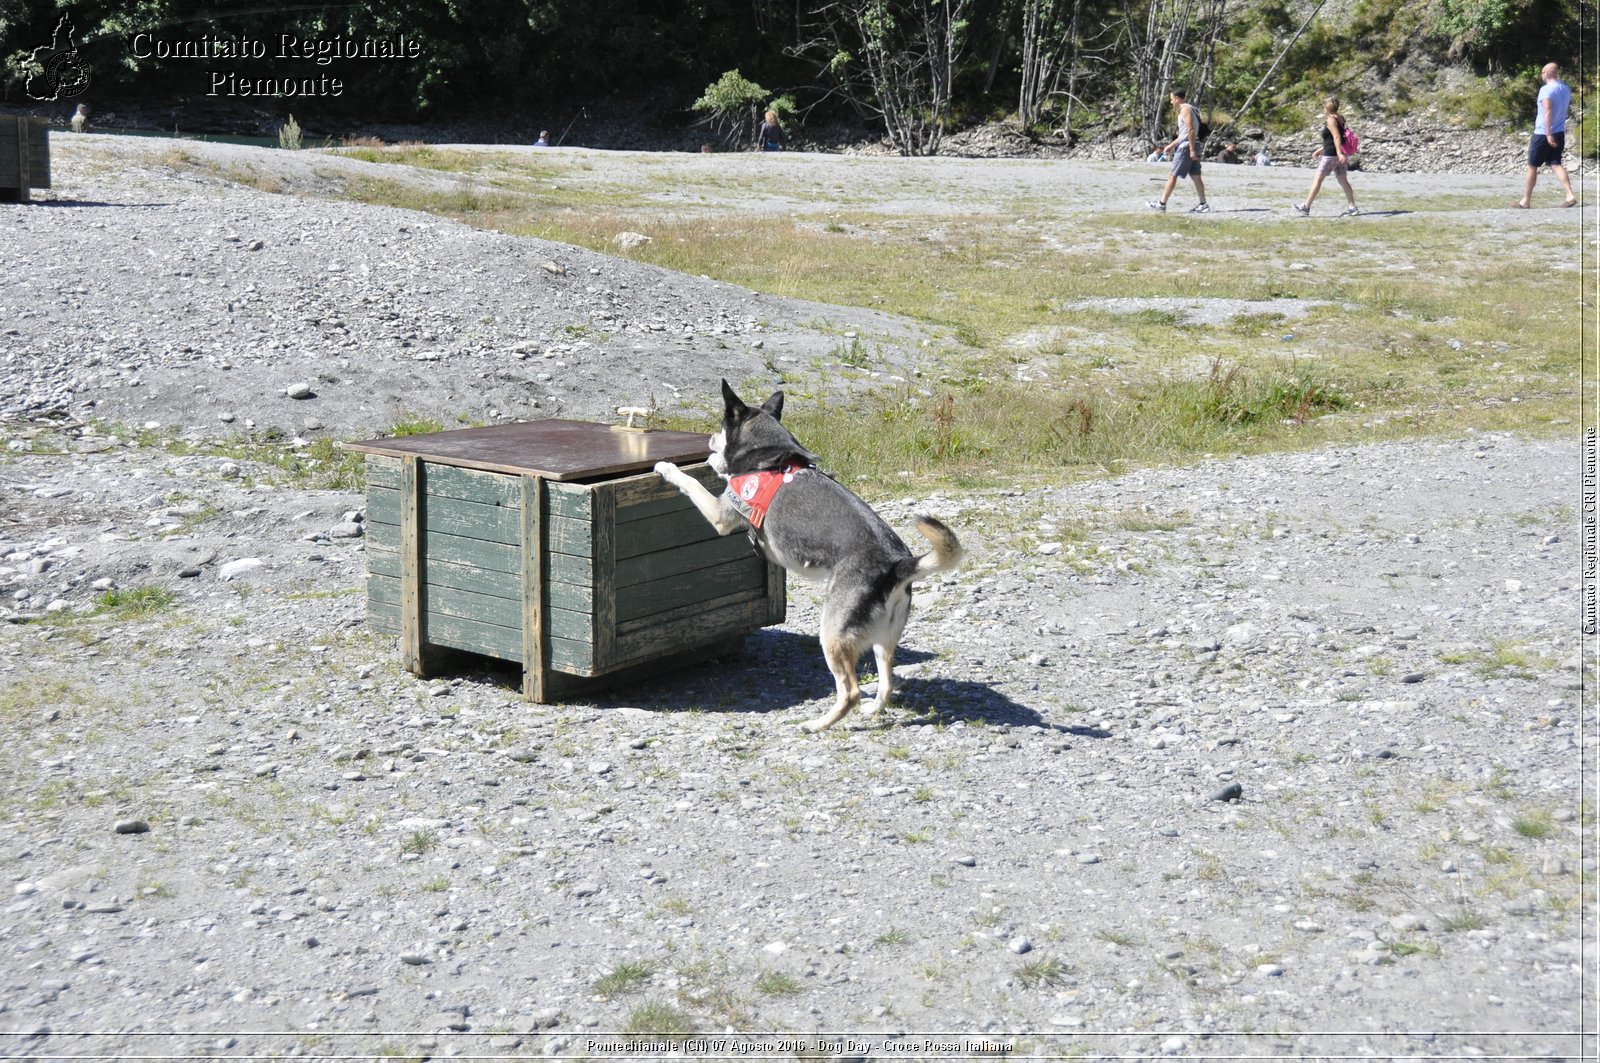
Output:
top-left (1340, 124), bottom-right (1359, 155)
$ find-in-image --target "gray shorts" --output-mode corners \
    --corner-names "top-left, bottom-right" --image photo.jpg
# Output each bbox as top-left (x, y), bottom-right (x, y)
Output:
top-left (1316, 154), bottom-right (1347, 176)
top-left (1170, 151), bottom-right (1201, 178)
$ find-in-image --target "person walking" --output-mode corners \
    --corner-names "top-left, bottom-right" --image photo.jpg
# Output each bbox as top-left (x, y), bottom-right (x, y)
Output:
top-left (1513, 62), bottom-right (1577, 209)
top-left (757, 109), bottom-right (785, 152)
top-left (1292, 97), bottom-right (1359, 217)
top-left (1147, 88), bottom-right (1210, 213)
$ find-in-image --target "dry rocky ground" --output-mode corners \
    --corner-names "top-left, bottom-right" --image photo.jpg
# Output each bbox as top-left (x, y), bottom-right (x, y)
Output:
top-left (0, 138), bottom-right (1591, 1060)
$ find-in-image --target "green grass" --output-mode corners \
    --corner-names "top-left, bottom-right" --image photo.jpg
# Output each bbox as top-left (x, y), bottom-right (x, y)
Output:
top-left (594, 960), bottom-right (658, 996)
top-left (400, 830), bottom-right (438, 855)
top-left (1016, 957), bottom-right (1069, 988)
top-left (754, 970), bottom-right (802, 996)
top-left (622, 1000), bottom-right (696, 1036)
top-left (1512, 809), bottom-right (1555, 839)
top-left (152, 146), bottom-right (1578, 492)
top-left (95, 586), bottom-right (177, 619)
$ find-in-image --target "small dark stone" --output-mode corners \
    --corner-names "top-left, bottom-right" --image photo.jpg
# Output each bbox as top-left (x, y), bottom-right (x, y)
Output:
top-left (1400, 672), bottom-right (1426, 684)
top-left (178, 567), bottom-right (201, 578)
top-left (1209, 782), bottom-right (1244, 803)
top-left (113, 819), bottom-right (150, 834)
top-left (952, 855), bottom-right (977, 867)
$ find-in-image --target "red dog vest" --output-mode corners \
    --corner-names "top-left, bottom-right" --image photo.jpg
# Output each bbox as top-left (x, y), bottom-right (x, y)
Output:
top-left (725, 460), bottom-right (811, 529)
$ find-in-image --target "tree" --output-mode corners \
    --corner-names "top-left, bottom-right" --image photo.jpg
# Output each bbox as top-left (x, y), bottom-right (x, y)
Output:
top-left (795, 0), bottom-right (974, 155)
top-left (693, 69), bottom-right (795, 147)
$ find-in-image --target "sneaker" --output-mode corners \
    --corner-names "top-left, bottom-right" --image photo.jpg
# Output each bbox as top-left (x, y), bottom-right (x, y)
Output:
top-left (1189, 202), bottom-right (1212, 213)
top-left (1146, 200), bottom-right (1166, 212)
top-left (1292, 203), bottom-right (1310, 217)
top-left (1339, 205), bottom-right (1360, 217)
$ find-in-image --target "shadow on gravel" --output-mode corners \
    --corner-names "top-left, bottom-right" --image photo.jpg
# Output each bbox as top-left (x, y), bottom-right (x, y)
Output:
top-left (583, 630), bottom-right (1112, 737)
top-left (27, 199), bottom-right (175, 208)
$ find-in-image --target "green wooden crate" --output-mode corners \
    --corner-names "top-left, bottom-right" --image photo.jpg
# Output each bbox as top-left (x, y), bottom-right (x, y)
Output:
top-left (0, 118), bottom-right (50, 201)
top-left (345, 421), bottom-right (785, 701)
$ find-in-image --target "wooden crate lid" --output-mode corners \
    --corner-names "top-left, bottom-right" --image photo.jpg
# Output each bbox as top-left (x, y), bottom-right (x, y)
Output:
top-left (342, 420), bottom-right (711, 482)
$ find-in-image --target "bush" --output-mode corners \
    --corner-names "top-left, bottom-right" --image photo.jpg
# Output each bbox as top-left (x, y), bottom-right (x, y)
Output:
top-left (278, 114), bottom-right (302, 151)
top-left (693, 69), bottom-right (794, 147)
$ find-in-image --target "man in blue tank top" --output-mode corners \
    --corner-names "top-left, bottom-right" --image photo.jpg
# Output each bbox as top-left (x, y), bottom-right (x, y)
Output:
top-left (1513, 62), bottom-right (1576, 209)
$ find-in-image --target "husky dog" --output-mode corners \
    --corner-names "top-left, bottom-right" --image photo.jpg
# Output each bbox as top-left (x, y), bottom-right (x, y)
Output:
top-left (654, 380), bottom-right (962, 732)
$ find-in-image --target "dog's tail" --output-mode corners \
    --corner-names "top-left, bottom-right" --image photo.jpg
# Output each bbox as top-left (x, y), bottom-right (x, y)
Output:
top-left (896, 516), bottom-right (963, 584)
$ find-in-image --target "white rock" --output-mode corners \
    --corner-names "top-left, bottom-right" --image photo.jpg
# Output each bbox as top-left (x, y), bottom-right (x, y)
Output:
top-left (219, 558), bottom-right (264, 581)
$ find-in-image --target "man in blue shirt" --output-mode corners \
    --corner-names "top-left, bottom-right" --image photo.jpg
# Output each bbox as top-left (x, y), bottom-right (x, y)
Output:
top-left (1513, 62), bottom-right (1576, 208)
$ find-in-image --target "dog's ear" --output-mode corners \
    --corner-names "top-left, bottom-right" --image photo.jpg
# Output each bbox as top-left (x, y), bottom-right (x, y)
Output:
top-left (720, 379), bottom-right (747, 416)
top-left (760, 390), bottom-right (785, 421)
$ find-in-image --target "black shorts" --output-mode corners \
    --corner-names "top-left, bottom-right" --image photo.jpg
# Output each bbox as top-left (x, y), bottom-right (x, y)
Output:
top-left (1529, 131), bottom-right (1566, 167)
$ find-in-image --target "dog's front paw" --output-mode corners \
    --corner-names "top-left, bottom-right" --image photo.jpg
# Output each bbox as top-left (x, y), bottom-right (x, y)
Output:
top-left (654, 461), bottom-right (680, 479)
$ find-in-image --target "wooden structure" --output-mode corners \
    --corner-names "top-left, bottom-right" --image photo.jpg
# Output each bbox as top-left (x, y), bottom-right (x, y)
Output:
top-left (344, 421), bottom-right (786, 701)
top-left (0, 118), bottom-right (50, 202)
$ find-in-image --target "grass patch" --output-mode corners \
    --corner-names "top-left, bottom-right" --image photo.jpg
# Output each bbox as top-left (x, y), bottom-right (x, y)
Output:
top-left (622, 1000), bottom-right (696, 1036)
top-left (150, 146), bottom-right (1578, 492)
top-left (96, 586), bottom-right (177, 619)
top-left (755, 970), bottom-right (802, 996)
top-left (1512, 810), bottom-right (1555, 839)
top-left (1016, 957), bottom-right (1069, 988)
top-left (594, 960), bottom-right (658, 997)
top-left (400, 829), bottom-right (438, 855)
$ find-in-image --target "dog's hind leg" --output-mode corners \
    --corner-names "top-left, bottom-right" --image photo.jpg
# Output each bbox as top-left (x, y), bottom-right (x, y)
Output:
top-left (860, 587), bottom-right (910, 719)
top-left (859, 642), bottom-right (895, 718)
top-left (801, 632), bottom-right (863, 732)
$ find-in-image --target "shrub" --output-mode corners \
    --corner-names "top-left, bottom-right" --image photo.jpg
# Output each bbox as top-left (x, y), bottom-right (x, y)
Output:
top-left (278, 114), bottom-right (302, 151)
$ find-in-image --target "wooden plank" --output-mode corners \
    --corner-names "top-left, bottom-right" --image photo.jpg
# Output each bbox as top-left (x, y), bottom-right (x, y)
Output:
top-left (547, 511), bottom-right (724, 560)
top-left (424, 581), bottom-right (522, 630)
top-left (418, 611), bottom-right (522, 661)
top-left (591, 485), bottom-right (617, 670)
top-left (765, 561), bottom-right (787, 624)
top-left (544, 480), bottom-right (594, 521)
top-left (614, 533), bottom-right (755, 587)
top-left (610, 595), bottom-right (771, 671)
top-left (27, 121), bottom-right (48, 188)
top-left (376, 528), bottom-right (519, 574)
top-left (372, 578), bottom-right (518, 660)
top-left (374, 568), bottom-right (589, 644)
top-left (425, 463), bottom-right (520, 507)
top-left (549, 635), bottom-right (594, 674)
top-left (368, 596), bottom-right (400, 634)
top-left (370, 486), bottom-right (518, 544)
top-left (343, 421), bottom-right (710, 482)
top-left (545, 515), bottom-right (595, 558)
top-left (366, 519), bottom-right (399, 550)
top-left (615, 585), bottom-right (764, 638)
top-left (399, 455), bottom-right (428, 675)
top-left (15, 119), bottom-right (29, 203)
top-left (520, 474), bottom-right (546, 702)
top-left (606, 463), bottom-right (723, 514)
top-left (616, 509), bottom-right (724, 558)
top-left (366, 455), bottom-right (401, 489)
top-left (369, 545), bottom-right (518, 601)
top-left (616, 555), bottom-right (766, 624)
top-left (551, 462), bottom-right (723, 524)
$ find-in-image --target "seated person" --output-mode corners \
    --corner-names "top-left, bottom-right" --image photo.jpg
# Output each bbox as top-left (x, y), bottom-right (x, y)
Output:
top-left (1146, 142), bottom-right (1170, 163)
top-left (1219, 141), bottom-right (1243, 164)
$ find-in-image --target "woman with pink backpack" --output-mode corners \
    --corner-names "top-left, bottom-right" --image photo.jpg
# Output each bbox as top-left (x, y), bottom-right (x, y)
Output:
top-left (1292, 97), bottom-right (1360, 217)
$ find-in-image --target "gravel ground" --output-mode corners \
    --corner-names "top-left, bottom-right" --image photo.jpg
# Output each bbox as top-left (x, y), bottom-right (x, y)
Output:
top-left (0, 138), bottom-right (1591, 1060)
